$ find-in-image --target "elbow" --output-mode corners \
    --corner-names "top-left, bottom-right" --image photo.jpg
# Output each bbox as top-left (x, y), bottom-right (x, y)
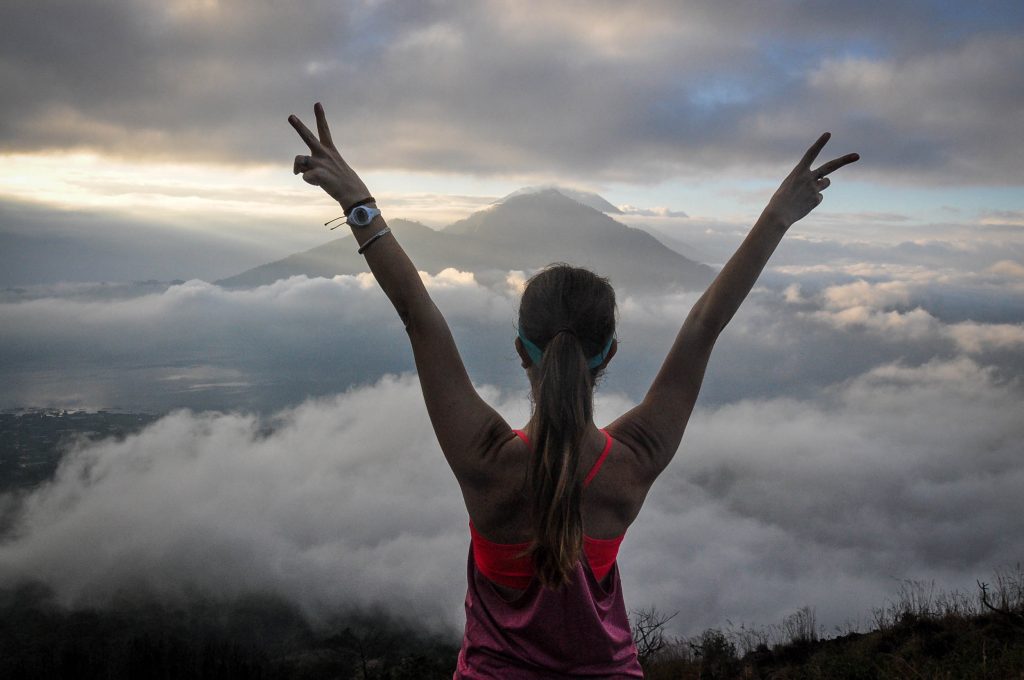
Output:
top-left (400, 294), bottom-right (439, 337)
top-left (397, 306), bottom-right (413, 333)
top-left (689, 303), bottom-right (722, 342)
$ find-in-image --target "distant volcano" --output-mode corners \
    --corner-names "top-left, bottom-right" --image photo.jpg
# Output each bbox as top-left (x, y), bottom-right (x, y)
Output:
top-left (493, 186), bottom-right (623, 214)
top-left (216, 188), bottom-right (714, 292)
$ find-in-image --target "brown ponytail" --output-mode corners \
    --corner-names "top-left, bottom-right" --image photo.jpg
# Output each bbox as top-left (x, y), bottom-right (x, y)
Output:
top-left (518, 264), bottom-right (616, 588)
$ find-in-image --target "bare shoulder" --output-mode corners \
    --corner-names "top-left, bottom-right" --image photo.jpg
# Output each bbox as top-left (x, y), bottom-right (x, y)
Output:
top-left (605, 411), bottom-right (671, 487)
top-left (601, 421), bottom-right (664, 507)
top-left (457, 426), bottom-right (531, 534)
top-left (450, 415), bottom-right (520, 486)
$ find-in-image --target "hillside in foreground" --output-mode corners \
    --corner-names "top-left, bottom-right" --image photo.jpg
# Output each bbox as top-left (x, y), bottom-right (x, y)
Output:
top-left (639, 568), bottom-right (1024, 679)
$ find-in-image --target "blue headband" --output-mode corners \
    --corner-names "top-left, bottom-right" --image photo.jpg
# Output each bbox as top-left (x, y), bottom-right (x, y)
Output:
top-left (518, 329), bottom-right (614, 370)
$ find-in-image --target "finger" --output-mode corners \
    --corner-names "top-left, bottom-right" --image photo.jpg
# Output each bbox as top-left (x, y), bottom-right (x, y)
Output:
top-left (314, 102), bottom-right (335, 149)
top-left (288, 114), bottom-right (324, 154)
top-left (816, 177), bottom-right (831, 191)
top-left (799, 132), bottom-right (831, 169)
top-left (293, 154), bottom-right (310, 175)
top-left (814, 152), bottom-right (860, 178)
top-left (301, 169), bottom-right (326, 187)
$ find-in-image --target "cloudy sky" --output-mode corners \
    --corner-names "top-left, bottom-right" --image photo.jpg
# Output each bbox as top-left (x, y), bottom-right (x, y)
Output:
top-left (3, 0), bottom-right (1023, 260)
top-left (1, 0), bottom-right (1023, 642)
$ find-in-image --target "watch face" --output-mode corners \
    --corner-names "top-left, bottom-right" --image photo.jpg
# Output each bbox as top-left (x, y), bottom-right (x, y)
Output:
top-left (351, 206), bottom-right (370, 224)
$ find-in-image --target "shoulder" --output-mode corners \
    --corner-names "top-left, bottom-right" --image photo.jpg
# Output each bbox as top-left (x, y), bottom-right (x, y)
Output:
top-left (603, 418), bottom-right (667, 488)
top-left (451, 418), bottom-right (522, 486)
top-left (458, 426), bottom-right (533, 532)
top-left (587, 427), bottom-right (661, 525)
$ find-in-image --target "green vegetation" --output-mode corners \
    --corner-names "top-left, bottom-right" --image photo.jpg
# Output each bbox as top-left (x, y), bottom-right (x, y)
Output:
top-left (0, 409), bottom-right (159, 492)
top-left (0, 409), bottom-right (162, 534)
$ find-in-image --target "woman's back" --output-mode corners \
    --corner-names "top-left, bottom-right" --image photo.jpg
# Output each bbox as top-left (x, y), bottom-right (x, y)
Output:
top-left (455, 426), bottom-right (648, 677)
top-left (459, 424), bottom-right (650, 552)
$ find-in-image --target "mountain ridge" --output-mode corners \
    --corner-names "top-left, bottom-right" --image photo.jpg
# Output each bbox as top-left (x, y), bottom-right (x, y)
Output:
top-left (217, 190), bottom-right (714, 292)
top-left (494, 186), bottom-right (622, 214)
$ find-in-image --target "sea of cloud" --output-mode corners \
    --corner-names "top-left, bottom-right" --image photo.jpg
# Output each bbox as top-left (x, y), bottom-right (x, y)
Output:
top-left (0, 354), bottom-right (1020, 638)
top-left (0, 270), bottom-right (521, 412)
top-left (2, 254), bottom-right (1023, 638)
top-left (3, 223), bottom-right (1023, 411)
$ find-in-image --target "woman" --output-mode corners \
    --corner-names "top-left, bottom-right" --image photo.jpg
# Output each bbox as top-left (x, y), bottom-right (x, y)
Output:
top-left (289, 103), bottom-right (858, 678)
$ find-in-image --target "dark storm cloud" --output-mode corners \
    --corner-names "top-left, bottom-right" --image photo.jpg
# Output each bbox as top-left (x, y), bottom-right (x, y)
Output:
top-left (1, 1), bottom-right (1022, 182)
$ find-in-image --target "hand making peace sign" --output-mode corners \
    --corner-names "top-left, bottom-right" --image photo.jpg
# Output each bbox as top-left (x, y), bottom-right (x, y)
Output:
top-left (289, 102), bottom-right (371, 210)
top-left (766, 132), bottom-right (859, 227)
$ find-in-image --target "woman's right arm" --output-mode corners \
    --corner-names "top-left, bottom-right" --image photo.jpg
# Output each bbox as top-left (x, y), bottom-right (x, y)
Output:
top-left (289, 104), bottom-right (511, 479)
top-left (608, 133), bottom-right (859, 479)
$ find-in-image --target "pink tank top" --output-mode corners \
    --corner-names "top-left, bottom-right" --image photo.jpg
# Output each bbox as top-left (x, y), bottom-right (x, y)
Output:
top-left (469, 429), bottom-right (624, 589)
top-left (455, 549), bottom-right (643, 678)
top-left (455, 429), bottom-right (642, 678)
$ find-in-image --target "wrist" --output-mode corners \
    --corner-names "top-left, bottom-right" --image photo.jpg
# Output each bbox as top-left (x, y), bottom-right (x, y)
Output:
top-left (341, 195), bottom-right (376, 215)
top-left (326, 201), bottom-right (380, 230)
top-left (758, 207), bottom-right (792, 232)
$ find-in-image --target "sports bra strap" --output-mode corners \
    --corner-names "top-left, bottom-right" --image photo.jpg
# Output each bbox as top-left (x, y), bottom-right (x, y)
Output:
top-left (584, 430), bottom-right (614, 486)
top-left (513, 428), bottom-right (614, 488)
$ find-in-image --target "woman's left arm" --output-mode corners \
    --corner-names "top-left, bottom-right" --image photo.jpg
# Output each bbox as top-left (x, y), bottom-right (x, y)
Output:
top-left (289, 103), bottom-right (510, 476)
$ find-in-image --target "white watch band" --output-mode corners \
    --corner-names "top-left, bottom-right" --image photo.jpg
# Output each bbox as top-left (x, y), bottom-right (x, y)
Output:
top-left (347, 205), bottom-right (381, 228)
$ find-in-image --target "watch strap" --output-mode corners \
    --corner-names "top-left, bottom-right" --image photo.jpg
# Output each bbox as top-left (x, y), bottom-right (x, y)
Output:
top-left (344, 196), bottom-right (376, 216)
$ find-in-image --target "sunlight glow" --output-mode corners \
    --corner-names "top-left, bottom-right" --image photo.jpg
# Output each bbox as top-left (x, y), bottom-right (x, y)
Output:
top-left (0, 153), bottom-right (324, 222)
top-left (0, 153), bottom-right (524, 228)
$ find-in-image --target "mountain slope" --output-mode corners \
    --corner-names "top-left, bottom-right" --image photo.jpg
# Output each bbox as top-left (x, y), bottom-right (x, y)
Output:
top-left (216, 220), bottom-right (464, 288)
top-left (496, 186), bottom-right (622, 214)
top-left (217, 190), bottom-right (715, 292)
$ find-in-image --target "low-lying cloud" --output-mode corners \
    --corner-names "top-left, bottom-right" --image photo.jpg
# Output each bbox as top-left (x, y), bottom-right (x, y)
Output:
top-left (1, 355), bottom-right (1021, 638)
top-left (0, 271), bottom-right (524, 411)
top-left (3, 255), bottom-right (1024, 412)
top-left (780, 277), bottom-right (1024, 355)
top-left (0, 375), bottom-right (477, 632)
top-left (2, 240), bottom-right (1023, 639)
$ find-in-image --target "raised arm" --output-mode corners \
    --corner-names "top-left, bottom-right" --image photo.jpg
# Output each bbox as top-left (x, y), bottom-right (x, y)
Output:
top-left (288, 103), bottom-right (509, 477)
top-left (609, 132), bottom-right (859, 479)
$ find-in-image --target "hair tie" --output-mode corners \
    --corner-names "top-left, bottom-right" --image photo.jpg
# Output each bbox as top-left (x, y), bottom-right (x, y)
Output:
top-left (555, 327), bottom-right (577, 338)
top-left (518, 329), bottom-right (614, 370)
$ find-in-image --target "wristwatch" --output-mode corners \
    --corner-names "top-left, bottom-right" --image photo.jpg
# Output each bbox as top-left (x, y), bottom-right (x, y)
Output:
top-left (347, 204), bottom-right (381, 228)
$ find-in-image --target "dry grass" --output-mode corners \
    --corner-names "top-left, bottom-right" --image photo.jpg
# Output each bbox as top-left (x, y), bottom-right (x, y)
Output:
top-left (636, 564), bottom-right (1024, 680)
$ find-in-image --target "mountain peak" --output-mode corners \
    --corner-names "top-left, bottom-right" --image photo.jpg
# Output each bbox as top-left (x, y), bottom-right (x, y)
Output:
top-left (444, 185), bottom-right (624, 241)
top-left (496, 186), bottom-right (622, 214)
top-left (220, 191), bottom-right (715, 292)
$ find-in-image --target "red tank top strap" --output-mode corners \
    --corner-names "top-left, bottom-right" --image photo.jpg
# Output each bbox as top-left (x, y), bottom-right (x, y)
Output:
top-left (583, 429), bottom-right (613, 487)
top-left (513, 428), bottom-right (613, 488)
